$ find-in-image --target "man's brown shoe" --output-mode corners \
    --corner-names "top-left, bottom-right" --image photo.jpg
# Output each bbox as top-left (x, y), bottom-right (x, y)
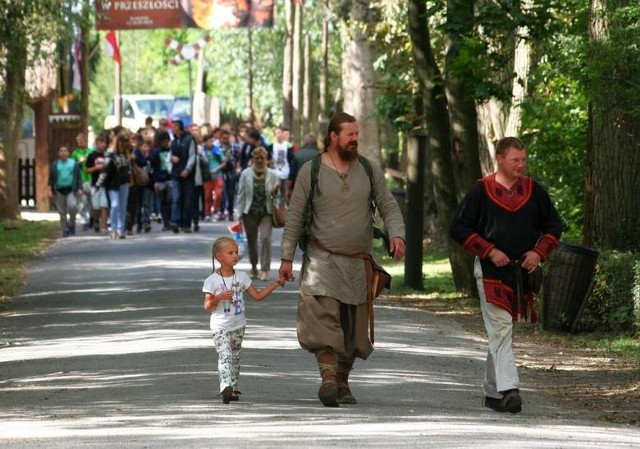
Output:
top-left (318, 380), bottom-right (339, 407)
top-left (337, 386), bottom-right (357, 404)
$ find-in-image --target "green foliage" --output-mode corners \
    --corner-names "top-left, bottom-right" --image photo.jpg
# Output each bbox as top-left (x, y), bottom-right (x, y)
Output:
top-left (521, 4), bottom-right (589, 242)
top-left (585, 5), bottom-right (640, 117)
top-left (577, 250), bottom-right (640, 335)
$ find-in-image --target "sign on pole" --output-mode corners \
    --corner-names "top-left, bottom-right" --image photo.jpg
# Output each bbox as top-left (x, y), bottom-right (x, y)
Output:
top-left (95, 0), bottom-right (275, 30)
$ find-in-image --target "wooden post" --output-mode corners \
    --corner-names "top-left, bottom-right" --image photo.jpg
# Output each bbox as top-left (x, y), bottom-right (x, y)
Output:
top-left (33, 96), bottom-right (51, 212)
top-left (404, 128), bottom-right (427, 290)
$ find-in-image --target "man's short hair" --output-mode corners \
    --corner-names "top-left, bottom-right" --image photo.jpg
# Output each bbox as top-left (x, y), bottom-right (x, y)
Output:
top-left (156, 130), bottom-right (171, 143)
top-left (247, 128), bottom-right (261, 141)
top-left (173, 120), bottom-right (185, 131)
top-left (145, 116), bottom-right (153, 125)
top-left (496, 137), bottom-right (525, 156)
top-left (303, 133), bottom-right (316, 146)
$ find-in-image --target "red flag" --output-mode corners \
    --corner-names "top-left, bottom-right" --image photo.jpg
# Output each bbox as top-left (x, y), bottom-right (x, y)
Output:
top-left (105, 30), bottom-right (121, 63)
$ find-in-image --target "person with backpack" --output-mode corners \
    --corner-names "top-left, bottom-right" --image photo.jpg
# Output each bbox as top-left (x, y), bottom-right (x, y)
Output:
top-left (278, 112), bottom-right (406, 407)
top-left (48, 145), bottom-right (83, 237)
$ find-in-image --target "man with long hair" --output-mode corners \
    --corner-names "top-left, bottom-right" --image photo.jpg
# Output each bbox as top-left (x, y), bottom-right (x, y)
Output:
top-left (279, 112), bottom-right (406, 407)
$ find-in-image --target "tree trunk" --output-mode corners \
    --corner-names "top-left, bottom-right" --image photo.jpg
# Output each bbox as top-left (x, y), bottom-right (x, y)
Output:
top-left (444, 0), bottom-right (482, 200)
top-left (587, 0), bottom-right (640, 250)
top-left (282, 0), bottom-right (294, 129)
top-left (340, 0), bottom-right (381, 166)
top-left (291, 2), bottom-right (303, 144)
top-left (407, 0), bottom-right (475, 294)
top-left (0, 39), bottom-right (28, 220)
top-left (302, 34), bottom-right (311, 136)
top-left (318, 0), bottom-right (329, 140)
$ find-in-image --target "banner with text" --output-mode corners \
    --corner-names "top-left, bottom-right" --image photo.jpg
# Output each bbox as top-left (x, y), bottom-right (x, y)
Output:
top-left (96, 0), bottom-right (275, 30)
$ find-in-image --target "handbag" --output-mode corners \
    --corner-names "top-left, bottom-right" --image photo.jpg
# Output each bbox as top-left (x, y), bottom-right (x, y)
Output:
top-left (371, 258), bottom-right (392, 298)
top-left (131, 162), bottom-right (149, 186)
top-left (271, 193), bottom-right (287, 228)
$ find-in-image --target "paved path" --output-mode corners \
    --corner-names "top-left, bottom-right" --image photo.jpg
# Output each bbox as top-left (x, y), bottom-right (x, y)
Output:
top-left (1, 221), bottom-right (638, 448)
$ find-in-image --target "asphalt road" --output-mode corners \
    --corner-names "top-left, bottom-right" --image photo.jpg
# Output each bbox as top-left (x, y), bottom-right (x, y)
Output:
top-left (1, 220), bottom-right (638, 448)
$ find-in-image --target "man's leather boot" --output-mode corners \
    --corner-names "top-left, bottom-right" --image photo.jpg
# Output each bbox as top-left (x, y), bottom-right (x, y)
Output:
top-left (316, 348), bottom-right (339, 407)
top-left (336, 355), bottom-right (357, 404)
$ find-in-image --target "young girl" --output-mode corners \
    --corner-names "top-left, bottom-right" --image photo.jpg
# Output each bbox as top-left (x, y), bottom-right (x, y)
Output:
top-left (202, 236), bottom-right (285, 404)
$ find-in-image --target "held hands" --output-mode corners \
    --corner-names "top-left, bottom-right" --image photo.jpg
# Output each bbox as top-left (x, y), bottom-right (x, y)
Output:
top-left (279, 260), bottom-right (295, 283)
top-left (274, 276), bottom-right (286, 287)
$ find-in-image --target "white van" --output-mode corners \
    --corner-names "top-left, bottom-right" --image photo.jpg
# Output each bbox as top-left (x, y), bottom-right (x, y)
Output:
top-left (103, 94), bottom-right (175, 131)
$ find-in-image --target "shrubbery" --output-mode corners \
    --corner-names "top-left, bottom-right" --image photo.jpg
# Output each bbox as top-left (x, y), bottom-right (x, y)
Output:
top-left (576, 250), bottom-right (640, 335)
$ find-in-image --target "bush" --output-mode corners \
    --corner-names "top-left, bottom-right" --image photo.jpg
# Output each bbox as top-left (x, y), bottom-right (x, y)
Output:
top-left (576, 250), bottom-right (640, 335)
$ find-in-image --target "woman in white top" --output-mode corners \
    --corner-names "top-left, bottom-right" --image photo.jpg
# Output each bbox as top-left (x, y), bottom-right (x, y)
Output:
top-left (235, 146), bottom-right (280, 280)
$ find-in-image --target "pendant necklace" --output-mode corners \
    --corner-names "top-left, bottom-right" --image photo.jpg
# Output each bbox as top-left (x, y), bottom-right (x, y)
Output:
top-left (327, 152), bottom-right (350, 192)
top-left (219, 269), bottom-right (236, 313)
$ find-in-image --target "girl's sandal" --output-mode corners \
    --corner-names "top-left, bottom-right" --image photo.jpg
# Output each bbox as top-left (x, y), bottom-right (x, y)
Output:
top-left (230, 390), bottom-right (241, 401)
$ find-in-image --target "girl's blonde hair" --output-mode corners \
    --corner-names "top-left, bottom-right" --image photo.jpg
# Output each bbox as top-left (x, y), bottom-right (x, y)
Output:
top-left (211, 236), bottom-right (238, 272)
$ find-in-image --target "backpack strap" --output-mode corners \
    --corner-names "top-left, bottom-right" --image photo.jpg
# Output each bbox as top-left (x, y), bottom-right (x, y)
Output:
top-left (299, 154), bottom-right (322, 252)
top-left (357, 154), bottom-right (376, 215)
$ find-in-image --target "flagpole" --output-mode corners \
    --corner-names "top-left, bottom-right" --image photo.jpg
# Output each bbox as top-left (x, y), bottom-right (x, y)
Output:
top-left (114, 30), bottom-right (122, 127)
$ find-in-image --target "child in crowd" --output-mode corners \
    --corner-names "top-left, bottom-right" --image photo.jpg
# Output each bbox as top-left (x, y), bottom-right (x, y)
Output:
top-left (202, 236), bottom-right (285, 404)
top-left (86, 132), bottom-right (109, 234)
top-left (48, 145), bottom-right (83, 237)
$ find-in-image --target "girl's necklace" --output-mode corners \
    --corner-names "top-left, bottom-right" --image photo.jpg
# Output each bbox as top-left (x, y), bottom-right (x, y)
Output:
top-left (218, 269), bottom-right (236, 312)
top-left (327, 152), bottom-right (350, 192)
top-left (219, 269), bottom-right (236, 290)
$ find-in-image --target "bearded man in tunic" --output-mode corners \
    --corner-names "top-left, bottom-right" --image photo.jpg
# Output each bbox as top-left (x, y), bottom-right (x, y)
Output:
top-left (450, 136), bottom-right (562, 414)
top-left (278, 112), bottom-right (406, 407)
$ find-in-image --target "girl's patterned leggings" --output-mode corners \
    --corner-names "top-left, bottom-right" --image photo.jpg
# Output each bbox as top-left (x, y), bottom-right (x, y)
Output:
top-left (212, 326), bottom-right (245, 393)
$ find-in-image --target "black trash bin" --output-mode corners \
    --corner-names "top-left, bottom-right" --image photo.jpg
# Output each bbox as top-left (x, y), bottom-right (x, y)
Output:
top-left (541, 243), bottom-right (599, 332)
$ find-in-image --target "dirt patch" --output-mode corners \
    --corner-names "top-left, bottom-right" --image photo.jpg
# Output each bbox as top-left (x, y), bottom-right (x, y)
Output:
top-left (384, 294), bottom-right (640, 426)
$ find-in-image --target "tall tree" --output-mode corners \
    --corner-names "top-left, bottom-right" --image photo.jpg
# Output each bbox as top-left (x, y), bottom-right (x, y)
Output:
top-left (292, 1), bottom-right (303, 143)
top-left (339, 0), bottom-right (382, 164)
top-left (444, 0), bottom-right (482, 198)
top-left (407, 0), bottom-right (474, 292)
top-left (0, 1), bottom-right (70, 220)
top-left (282, 0), bottom-right (294, 129)
top-left (585, 1), bottom-right (640, 250)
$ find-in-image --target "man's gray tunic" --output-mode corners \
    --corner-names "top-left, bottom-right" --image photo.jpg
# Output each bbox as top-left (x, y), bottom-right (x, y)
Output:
top-left (281, 158), bottom-right (405, 305)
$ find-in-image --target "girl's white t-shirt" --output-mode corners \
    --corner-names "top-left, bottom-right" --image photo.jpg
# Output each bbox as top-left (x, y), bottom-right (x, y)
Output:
top-left (202, 270), bottom-right (252, 331)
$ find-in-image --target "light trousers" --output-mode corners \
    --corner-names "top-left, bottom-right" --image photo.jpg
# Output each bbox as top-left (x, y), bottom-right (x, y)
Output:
top-left (54, 191), bottom-right (78, 231)
top-left (474, 258), bottom-right (519, 398)
top-left (108, 183), bottom-right (129, 235)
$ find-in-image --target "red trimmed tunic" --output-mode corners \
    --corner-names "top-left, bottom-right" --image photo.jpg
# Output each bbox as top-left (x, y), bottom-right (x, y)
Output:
top-left (450, 174), bottom-right (562, 321)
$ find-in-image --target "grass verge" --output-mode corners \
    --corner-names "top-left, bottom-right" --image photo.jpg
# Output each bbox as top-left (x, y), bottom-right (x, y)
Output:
top-left (0, 219), bottom-right (59, 308)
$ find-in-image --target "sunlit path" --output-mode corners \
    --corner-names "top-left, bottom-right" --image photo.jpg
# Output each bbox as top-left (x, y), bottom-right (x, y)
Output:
top-left (1, 222), bottom-right (638, 448)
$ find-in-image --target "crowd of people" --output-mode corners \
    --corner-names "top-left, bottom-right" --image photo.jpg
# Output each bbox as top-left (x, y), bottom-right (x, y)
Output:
top-left (48, 117), bottom-right (321, 272)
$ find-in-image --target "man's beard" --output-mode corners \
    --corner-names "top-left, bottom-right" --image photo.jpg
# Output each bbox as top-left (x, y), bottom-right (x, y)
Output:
top-left (337, 142), bottom-right (358, 161)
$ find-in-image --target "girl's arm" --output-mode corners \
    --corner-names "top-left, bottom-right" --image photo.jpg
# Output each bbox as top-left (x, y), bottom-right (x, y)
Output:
top-left (245, 278), bottom-right (285, 301)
